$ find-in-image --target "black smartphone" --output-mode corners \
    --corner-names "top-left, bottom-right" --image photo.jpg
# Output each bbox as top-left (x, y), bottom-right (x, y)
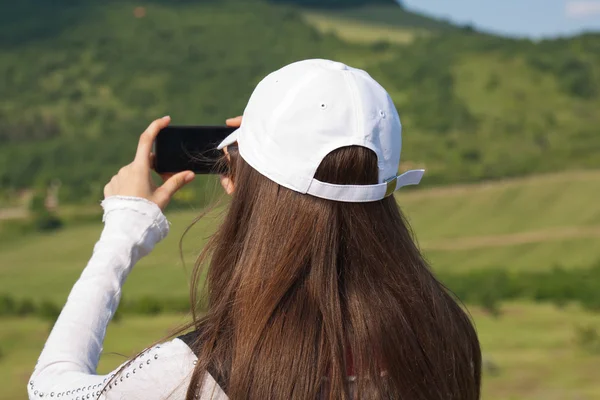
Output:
top-left (154, 126), bottom-right (236, 174)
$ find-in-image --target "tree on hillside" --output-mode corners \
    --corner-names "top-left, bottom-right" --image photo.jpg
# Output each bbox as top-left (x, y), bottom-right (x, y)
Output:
top-left (29, 182), bottom-right (63, 232)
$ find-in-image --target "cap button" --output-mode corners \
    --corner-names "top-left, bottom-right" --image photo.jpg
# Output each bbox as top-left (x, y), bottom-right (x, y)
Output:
top-left (330, 61), bottom-right (348, 70)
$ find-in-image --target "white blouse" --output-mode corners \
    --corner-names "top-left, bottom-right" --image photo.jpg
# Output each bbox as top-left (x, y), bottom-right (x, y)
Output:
top-left (27, 196), bottom-right (228, 400)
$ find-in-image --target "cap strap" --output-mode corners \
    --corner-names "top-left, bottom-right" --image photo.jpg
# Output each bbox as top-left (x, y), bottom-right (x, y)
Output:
top-left (393, 169), bottom-right (425, 192)
top-left (306, 169), bottom-right (424, 203)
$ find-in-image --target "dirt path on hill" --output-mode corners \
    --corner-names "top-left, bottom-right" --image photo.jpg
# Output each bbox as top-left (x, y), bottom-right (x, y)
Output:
top-left (0, 208), bottom-right (27, 221)
top-left (422, 225), bottom-right (600, 251)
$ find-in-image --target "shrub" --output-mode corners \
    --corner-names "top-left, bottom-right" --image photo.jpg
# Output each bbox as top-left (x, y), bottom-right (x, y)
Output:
top-left (485, 74), bottom-right (500, 91)
top-left (575, 325), bottom-right (600, 355)
top-left (482, 356), bottom-right (500, 376)
top-left (112, 309), bottom-right (122, 324)
top-left (371, 40), bottom-right (391, 52)
top-left (38, 300), bottom-right (61, 322)
top-left (16, 299), bottom-right (36, 316)
top-left (29, 187), bottom-right (63, 232)
top-left (480, 292), bottom-right (502, 318)
top-left (559, 58), bottom-right (597, 99)
top-left (3, 261), bottom-right (600, 321)
top-left (34, 211), bottom-right (63, 232)
top-left (126, 297), bottom-right (163, 316)
top-left (440, 262), bottom-right (600, 313)
top-left (0, 295), bottom-right (16, 316)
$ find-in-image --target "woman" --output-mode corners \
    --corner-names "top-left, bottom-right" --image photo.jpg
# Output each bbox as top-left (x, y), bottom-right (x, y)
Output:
top-left (28, 59), bottom-right (481, 400)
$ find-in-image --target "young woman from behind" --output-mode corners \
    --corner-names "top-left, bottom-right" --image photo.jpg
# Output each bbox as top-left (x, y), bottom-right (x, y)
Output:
top-left (29, 59), bottom-right (481, 400)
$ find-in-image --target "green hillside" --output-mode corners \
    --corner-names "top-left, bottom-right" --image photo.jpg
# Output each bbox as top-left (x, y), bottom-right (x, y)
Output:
top-left (0, 0), bottom-right (599, 205)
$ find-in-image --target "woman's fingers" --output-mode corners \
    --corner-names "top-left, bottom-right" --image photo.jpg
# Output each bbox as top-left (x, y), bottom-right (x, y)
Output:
top-left (103, 117), bottom-right (192, 210)
top-left (154, 171), bottom-right (195, 208)
top-left (135, 116), bottom-right (171, 166)
top-left (159, 172), bottom-right (175, 182)
top-left (226, 116), bottom-right (242, 128)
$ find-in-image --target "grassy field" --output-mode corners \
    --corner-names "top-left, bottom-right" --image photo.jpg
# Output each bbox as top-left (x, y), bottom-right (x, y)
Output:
top-left (1, 170), bottom-right (600, 304)
top-left (300, 4), bottom-right (457, 32)
top-left (302, 11), bottom-right (424, 44)
top-left (1, 302), bottom-right (599, 399)
top-left (404, 170), bottom-right (600, 272)
top-left (1, 171), bottom-right (600, 398)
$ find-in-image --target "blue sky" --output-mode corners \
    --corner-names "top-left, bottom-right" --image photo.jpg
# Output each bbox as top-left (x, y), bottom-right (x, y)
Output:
top-left (401, 0), bottom-right (600, 38)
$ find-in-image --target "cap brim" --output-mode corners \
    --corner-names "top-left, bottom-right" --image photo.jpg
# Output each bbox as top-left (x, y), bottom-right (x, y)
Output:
top-left (217, 128), bottom-right (240, 150)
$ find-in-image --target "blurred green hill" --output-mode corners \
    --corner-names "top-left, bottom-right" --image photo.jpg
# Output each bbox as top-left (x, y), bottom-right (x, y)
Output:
top-left (0, 0), bottom-right (599, 203)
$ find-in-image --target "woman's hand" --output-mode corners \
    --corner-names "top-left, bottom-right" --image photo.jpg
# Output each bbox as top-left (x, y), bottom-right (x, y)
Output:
top-left (220, 116), bottom-right (242, 195)
top-left (103, 116), bottom-right (195, 210)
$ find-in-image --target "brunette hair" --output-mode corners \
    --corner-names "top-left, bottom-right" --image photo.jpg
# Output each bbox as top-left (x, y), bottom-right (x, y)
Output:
top-left (181, 145), bottom-right (481, 399)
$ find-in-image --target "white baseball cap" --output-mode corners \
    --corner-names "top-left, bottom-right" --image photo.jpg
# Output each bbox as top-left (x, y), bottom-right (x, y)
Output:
top-left (218, 59), bottom-right (424, 203)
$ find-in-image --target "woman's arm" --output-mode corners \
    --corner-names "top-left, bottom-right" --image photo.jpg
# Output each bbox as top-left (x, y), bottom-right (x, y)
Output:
top-left (28, 197), bottom-right (226, 399)
top-left (27, 198), bottom-right (165, 397)
top-left (27, 117), bottom-right (227, 399)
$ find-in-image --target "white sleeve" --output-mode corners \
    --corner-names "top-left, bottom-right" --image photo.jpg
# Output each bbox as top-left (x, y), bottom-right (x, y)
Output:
top-left (27, 196), bottom-right (227, 400)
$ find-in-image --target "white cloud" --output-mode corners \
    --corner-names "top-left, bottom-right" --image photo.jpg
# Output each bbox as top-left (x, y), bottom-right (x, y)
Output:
top-left (566, 1), bottom-right (600, 18)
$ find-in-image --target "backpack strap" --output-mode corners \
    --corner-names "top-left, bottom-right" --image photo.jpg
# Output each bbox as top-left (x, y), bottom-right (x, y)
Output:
top-left (177, 331), bottom-right (229, 392)
top-left (178, 330), bottom-right (202, 355)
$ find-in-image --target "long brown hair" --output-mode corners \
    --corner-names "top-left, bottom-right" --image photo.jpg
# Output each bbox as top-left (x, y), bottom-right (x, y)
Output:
top-left (184, 146), bottom-right (481, 399)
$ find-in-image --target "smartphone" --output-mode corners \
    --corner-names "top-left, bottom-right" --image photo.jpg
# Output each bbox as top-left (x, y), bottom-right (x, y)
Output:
top-left (154, 126), bottom-right (236, 174)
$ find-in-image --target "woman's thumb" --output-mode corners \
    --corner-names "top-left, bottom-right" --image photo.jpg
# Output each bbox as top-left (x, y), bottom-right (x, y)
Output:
top-left (155, 171), bottom-right (195, 208)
